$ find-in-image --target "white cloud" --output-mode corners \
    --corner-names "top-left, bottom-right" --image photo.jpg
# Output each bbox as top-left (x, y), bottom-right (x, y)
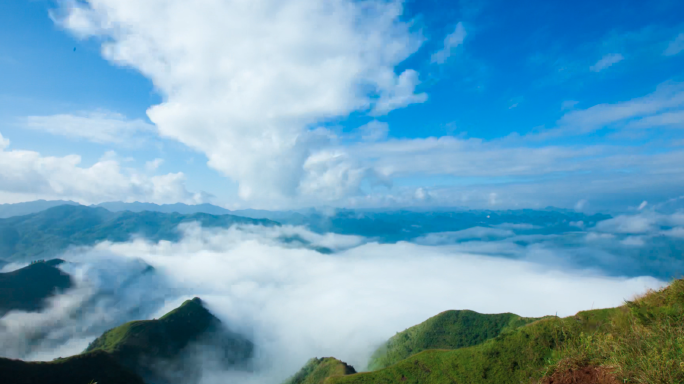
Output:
top-left (595, 214), bottom-right (657, 234)
top-left (25, 110), bottom-right (155, 144)
top-left (624, 110), bottom-right (684, 129)
top-left (55, 0), bottom-right (427, 204)
top-left (561, 100), bottom-right (579, 111)
top-left (0, 132), bottom-right (203, 205)
top-left (357, 120), bottom-right (389, 142)
top-left (638, 201), bottom-right (648, 210)
top-left (414, 187), bottom-right (430, 201)
top-left (431, 22), bottom-right (466, 64)
top-left (557, 81), bottom-right (684, 134)
top-left (575, 199), bottom-right (588, 210)
top-left (664, 33), bottom-right (684, 56)
top-left (589, 53), bottom-right (624, 72)
top-left (0, 133), bottom-right (9, 150)
top-left (370, 70), bottom-right (428, 116)
top-left (145, 158), bottom-right (164, 172)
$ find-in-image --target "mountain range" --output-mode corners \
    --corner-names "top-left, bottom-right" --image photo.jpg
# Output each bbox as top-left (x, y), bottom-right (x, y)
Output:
top-left (0, 205), bottom-right (277, 262)
top-left (0, 199), bottom-right (612, 245)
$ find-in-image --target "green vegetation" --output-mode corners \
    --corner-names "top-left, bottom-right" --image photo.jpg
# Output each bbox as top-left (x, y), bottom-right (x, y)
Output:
top-left (283, 357), bottom-right (357, 384)
top-left (0, 258), bottom-right (72, 316)
top-left (319, 280), bottom-right (684, 384)
top-left (543, 280), bottom-right (684, 384)
top-left (0, 205), bottom-right (278, 261)
top-left (368, 310), bottom-right (542, 370)
top-left (0, 350), bottom-right (144, 384)
top-left (86, 297), bottom-right (253, 382)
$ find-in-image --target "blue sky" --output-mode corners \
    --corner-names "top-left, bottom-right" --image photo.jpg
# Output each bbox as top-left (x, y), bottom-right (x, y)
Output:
top-left (0, 0), bottom-right (683, 211)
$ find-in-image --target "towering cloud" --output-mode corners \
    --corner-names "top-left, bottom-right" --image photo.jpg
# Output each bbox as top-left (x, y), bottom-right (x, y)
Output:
top-left (55, 0), bottom-right (426, 204)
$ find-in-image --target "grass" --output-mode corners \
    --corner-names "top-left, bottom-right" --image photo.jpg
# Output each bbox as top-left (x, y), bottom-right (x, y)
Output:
top-left (367, 310), bottom-right (543, 370)
top-left (283, 357), bottom-right (357, 384)
top-left (328, 279), bottom-right (684, 384)
top-left (542, 279), bottom-right (684, 383)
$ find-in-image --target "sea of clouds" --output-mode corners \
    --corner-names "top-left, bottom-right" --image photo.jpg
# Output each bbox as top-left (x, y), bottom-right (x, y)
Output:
top-left (0, 213), bottom-right (675, 383)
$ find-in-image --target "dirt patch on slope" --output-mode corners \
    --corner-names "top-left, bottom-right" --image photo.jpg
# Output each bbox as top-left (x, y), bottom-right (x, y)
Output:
top-left (540, 365), bottom-right (620, 384)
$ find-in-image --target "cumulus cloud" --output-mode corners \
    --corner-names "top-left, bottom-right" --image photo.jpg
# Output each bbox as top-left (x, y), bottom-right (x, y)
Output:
top-left (589, 53), bottom-right (624, 72)
top-left (54, 0), bottom-right (427, 204)
top-left (0, 132), bottom-right (203, 205)
top-left (431, 22), bottom-right (467, 64)
top-left (25, 110), bottom-right (155, 145)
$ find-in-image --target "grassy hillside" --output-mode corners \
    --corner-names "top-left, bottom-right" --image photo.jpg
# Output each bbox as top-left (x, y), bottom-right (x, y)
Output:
top-left (0, 350), bottom-right (145, 384)
top-left (0, 205), bottom-right (278, 261)
top-left (368, 310), bottom-right (542, 370)
top-left (283, 357), bottom-right (357, 384)
top-left (86, 297), bottom-right (253, 382)
top-left (0, 259), bottom-right (72, 316)
top-left (325, 280), bottom-right (684, 384)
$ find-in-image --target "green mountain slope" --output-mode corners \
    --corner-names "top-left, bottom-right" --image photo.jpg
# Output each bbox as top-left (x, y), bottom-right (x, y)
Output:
top-left (326, 280), bottom-right (684, 384)
top-left (283, 357), bottom-right (357, 384)
top-left (0, 259), bottom-right (72, 316)
top-left (0, 205), bottom-right (278, 261)
top-left (86, 297), bottom-right (253, 382)
top-left (367, 310), bottom-right (542, 370)
top-left (0, 350), bottom-right (145, 384)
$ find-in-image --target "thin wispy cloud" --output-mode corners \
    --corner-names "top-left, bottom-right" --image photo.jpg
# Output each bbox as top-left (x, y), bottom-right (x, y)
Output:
top-left (590, 53), bottom-right (624, 72)
top-left (25, 110), bottom-right (155, 145)
top-left (664, 33), bottom-right (684, 56)
top-left (431, 22), bottom-right (467, 64)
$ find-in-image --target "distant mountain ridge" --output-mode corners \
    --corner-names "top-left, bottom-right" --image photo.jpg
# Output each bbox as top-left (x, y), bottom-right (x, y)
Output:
top-left (0, 200), bottom-right (235, 219)
top-left (96, 201), bottom-right (233, 215)
top-left (0, 200), bottom-right (80, 218)
top-left (0, 205), bottom-right (278, 262)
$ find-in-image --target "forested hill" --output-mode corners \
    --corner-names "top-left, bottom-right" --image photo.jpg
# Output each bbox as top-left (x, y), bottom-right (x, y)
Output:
top-left (0, 205), bottom-right (278, 262)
